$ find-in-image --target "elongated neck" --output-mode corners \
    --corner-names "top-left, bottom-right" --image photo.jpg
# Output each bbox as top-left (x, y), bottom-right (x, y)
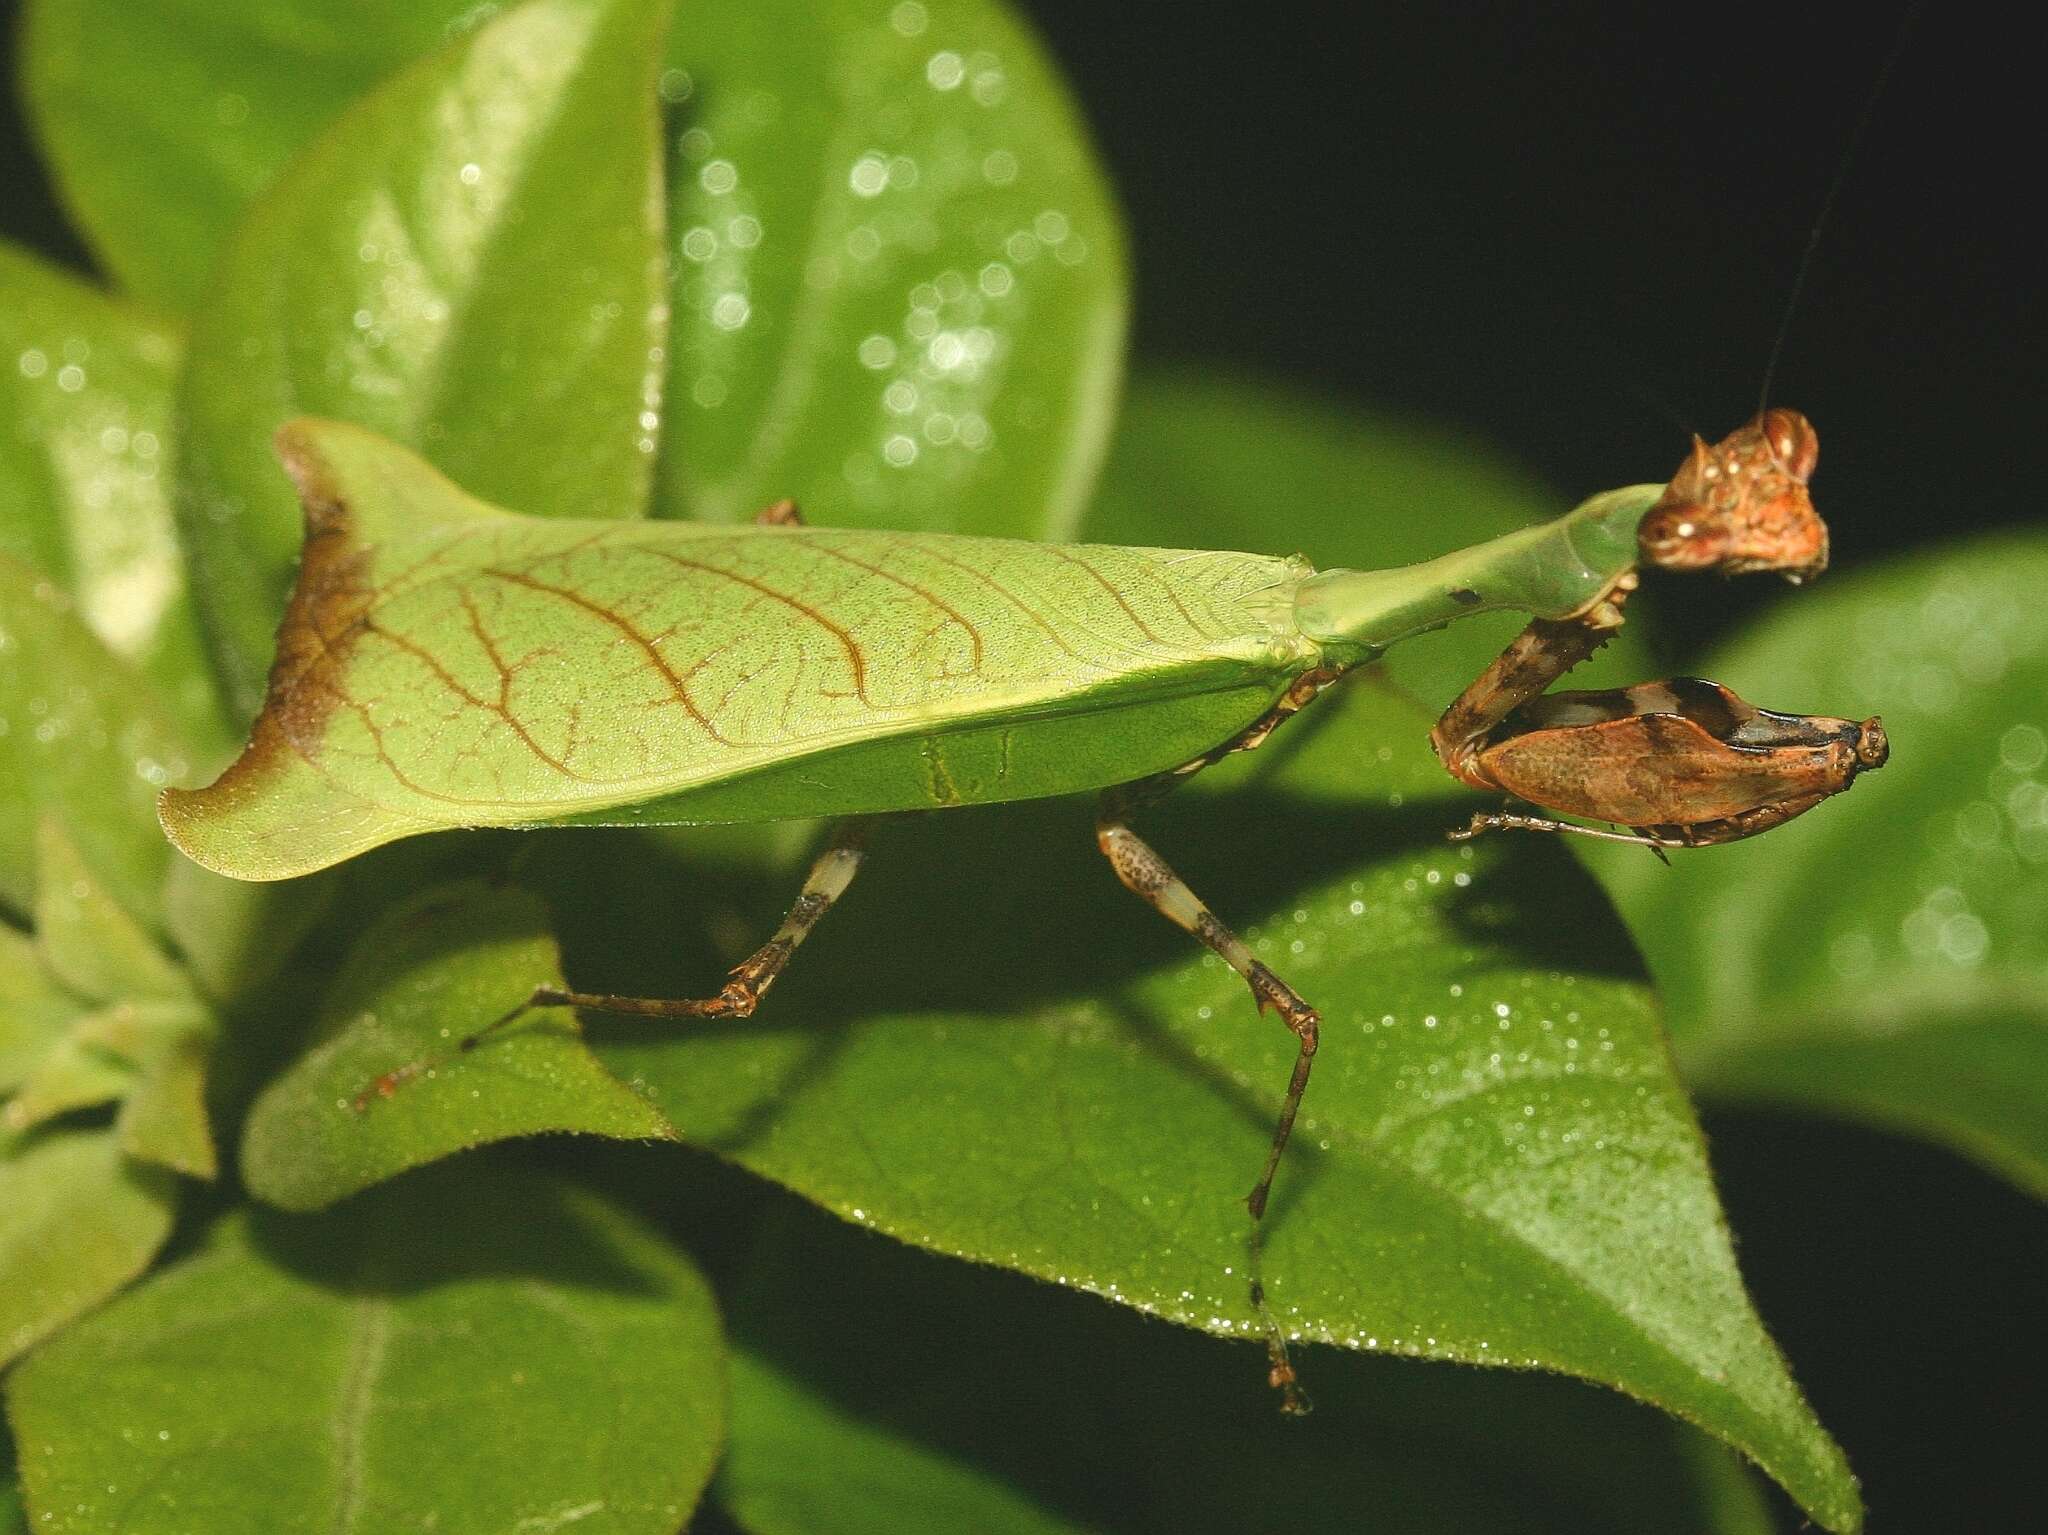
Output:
top-left (1292, 484), bottom-right (1660, 666)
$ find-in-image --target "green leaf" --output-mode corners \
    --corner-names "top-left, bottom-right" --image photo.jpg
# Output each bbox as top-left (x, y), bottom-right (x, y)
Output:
top-left (19, 2), bottom-right (493, 314)
top-left (6, 826), bottom-right (217, 1175)
top-left (26, 0), bottom-right (1130, 544)
top-left (0, 1126), bottom-right (176, 1369)
top-left (0, 557), bottom-right (194, 927)
top-left (1, 1418), bottom-right (24, 1535)
top-left (176, 0), bottom-right (674, 720)
top-left (1587, 532), bottom-right (2048, 1197)
top-left (572, 672), bottom-right (1853, 1528)
top-left (1, 1022), bottom-right (135, 1136)
top-left (32, 818), bottom-right (192, 1005)
top-left (112, 1008), bottom-right (219, 1179)
top-left (0, 922), bottom-right (82, 1093)
top-left (6, 1162), bottom-right (725, 1533)
top-left (654, 0), bottom-right (1127, 539)
top-left (162, 852), bottom-right (336, 1005)
top-left (242, 881), bottom-right (672, 1211)
top-left (0, 244), bottom-right (223, 752)
top-left (1087, 370), bottom-right (1654, 708)
top-left (720, 1201), bottom-right (1783, 1535)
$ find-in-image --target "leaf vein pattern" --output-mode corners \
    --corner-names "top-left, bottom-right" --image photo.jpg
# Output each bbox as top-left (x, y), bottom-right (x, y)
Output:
top-left (332, 1296), bottom-right (391, 1535)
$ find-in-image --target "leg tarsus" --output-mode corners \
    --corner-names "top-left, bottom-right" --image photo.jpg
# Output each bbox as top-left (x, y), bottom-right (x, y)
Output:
top-left (1250, 1277), bottom-right (1314, 1417)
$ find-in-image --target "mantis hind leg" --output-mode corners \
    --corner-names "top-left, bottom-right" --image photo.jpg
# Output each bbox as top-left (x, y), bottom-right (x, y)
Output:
top-left (1093, 792), bottom-right (1317, 1412)
top-left (1094, 790), bottom-right (1320, 1225)
top-left (355, 821), bottom-right (868, 1105)
top-left (1092, 668), bottom-right (1342, 1220)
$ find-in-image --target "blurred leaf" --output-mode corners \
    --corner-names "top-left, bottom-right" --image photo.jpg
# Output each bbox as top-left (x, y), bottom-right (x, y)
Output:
top-left (111, 1008), bottom-right (219, 1179)
top-left (0, 1126), bottom-right (176, 1369)
top-left (176, 0), bottom-right (674, 719)
top-left (572, 672), bottom-right (1852, 1527)
top-left (0, 556), bottom-right (194, 927)
top-left (720, 1201), bottom-right (1783, 1535)
top-left (32, 818), bottom-right (192, 1005)
top-left (0, 244), bottom-right (223, 752)
top-left (19, 2), bottom-right (481, 312)
top-left (6, 1163), bottom-right (724, 1533)
top-left (655, 0), bottom-right (1126, 539)
top-left (1587, 533), bottom-right (2048, 1197)
top-left (1, 1022), bottom-right (135, 1135)
top-left (1087, 370), bottom-right (1655, 708)
top-left (242, 881), bottom-right (672, 1211)
top-left (0, 923), bottom-right (81, 1093)
top-left (162, 852), bottom-right (335, 1005)
top-left (11, 823), bottom-right (218, 1176)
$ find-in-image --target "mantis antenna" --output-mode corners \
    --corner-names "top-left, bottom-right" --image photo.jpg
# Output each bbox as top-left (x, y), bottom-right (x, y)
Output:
top-left (1756, 1), bottom-right (1922, 413)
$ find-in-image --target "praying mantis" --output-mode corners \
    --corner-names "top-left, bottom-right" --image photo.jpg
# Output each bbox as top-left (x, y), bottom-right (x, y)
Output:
top-left (159, 404), bottom-right (1886, 1223)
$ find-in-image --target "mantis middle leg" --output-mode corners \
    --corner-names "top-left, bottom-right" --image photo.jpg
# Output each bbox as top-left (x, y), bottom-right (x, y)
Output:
top-left (356, 820), bottom-right (869, 1104)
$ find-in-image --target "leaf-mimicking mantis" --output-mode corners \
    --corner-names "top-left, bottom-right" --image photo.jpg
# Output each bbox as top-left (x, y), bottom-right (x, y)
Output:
top-left (160, 405), bottom-right (1886, 1226)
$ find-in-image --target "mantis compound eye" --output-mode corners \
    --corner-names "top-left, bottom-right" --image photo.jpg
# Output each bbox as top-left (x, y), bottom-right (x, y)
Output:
top-left (1637, 411), bottom-right (1829, 584)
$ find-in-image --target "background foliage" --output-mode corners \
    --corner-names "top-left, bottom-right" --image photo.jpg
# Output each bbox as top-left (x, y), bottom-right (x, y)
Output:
top-left (0, 0), bottom-right (2038, 1530)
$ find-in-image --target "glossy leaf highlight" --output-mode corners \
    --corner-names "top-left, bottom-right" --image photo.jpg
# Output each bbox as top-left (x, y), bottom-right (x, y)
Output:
top-left (20, 1), bottom-right (479, 312)
top-left (175, 0), bottom-right (673, 718)
top-left (0, 556), bottom-right (194, 927)
top-left (0, 244), bottom-right (221, 751)
top-left (655, 0), bottom-right (1127, 539)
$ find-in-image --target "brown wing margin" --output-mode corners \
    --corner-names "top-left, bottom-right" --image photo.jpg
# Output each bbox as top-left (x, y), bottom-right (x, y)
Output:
top-left (157, 421), bottom-right (464, 880)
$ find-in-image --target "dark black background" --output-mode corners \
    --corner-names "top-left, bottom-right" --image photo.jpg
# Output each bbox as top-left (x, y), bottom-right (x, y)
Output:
top-left (3, 1), bottom-right (2038, 1527)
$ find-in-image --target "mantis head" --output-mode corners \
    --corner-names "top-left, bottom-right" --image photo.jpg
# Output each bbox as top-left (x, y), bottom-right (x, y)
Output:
top-left (1637, 408), bottom-right (1829, 584)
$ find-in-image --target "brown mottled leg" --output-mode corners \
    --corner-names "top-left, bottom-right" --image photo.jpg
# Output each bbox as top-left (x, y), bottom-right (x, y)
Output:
top-left (355, 822), bottom-right (867, 1106)
top-left (1428, 576), bottom-right (1636, 778)
top-left (755, 498), bottom-right (804, 527)
top-left (1094, 791), bottom-right (1319, 1223)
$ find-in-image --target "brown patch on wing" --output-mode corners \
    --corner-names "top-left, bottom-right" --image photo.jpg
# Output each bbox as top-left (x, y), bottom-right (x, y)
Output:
top-left (165, 428), bottom-right (380, 814)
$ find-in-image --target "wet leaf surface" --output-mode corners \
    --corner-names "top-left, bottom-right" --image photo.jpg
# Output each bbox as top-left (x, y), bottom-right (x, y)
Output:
top-left (559, 665), bottom-right (1853, 1527)
top-left (718, 1200), bottom-right (1784, 1535)
top-left (653, 0), bottom-right (1126, 539)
